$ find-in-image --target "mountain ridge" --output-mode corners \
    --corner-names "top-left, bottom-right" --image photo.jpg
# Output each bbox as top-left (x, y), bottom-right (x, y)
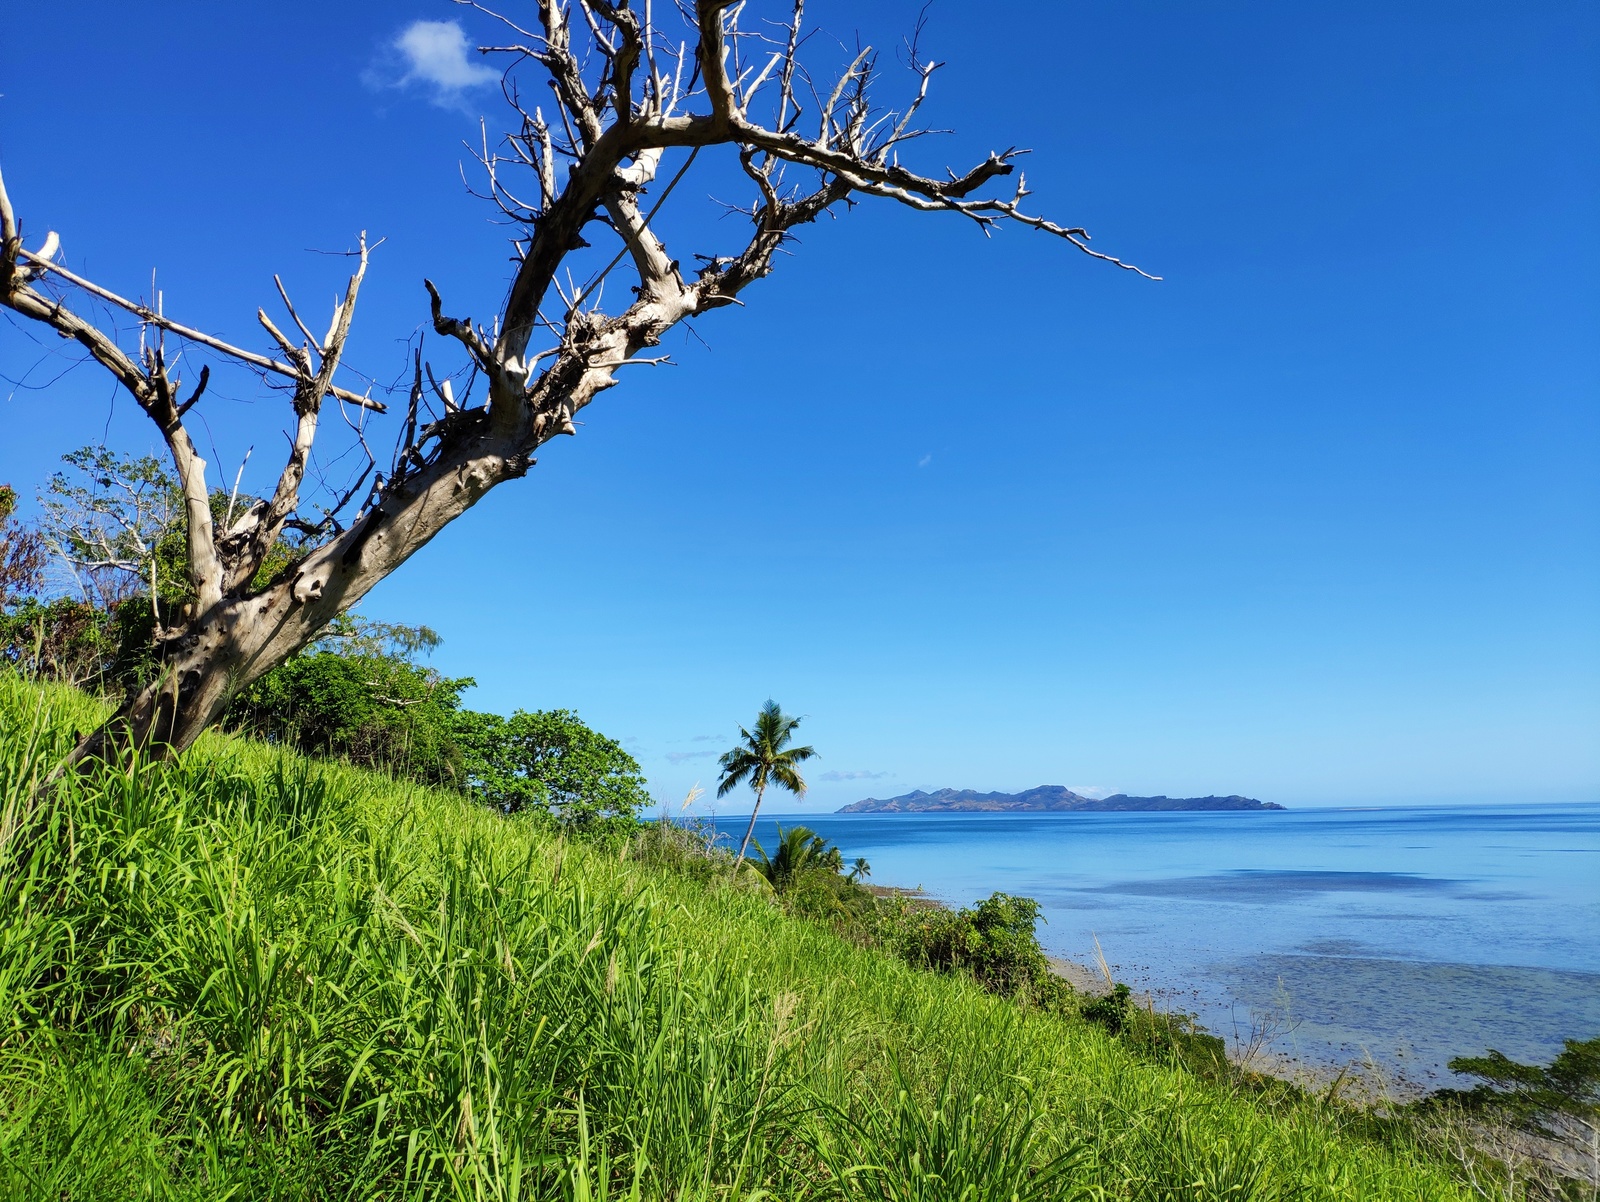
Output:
top-left (836, 786), bottom-right (1284, 813)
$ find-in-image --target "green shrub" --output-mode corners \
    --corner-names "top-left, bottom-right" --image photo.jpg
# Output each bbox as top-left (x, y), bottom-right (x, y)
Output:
top-left (881, 891), bottom-right (1065, 1003)
top-left (226, 644), bottom-right (470, 788)
top-left (0, 675), bottom-right (1480, 1199)
top-left (454, 706), bottom-right (650, 828)
top-left (1428, 1036), bottom-right (1600, 1137)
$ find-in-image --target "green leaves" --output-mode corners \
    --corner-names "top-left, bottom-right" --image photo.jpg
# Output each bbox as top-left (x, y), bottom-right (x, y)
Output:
top-left (883, 892), bottom-right (1059, 1000)
top-left (751, 825), bottom-right (840, 894)
top-left (456, 708), bottom-right (649, 828)
top-left (1440, 1036), bottom-right (1600, 1132)
top-left (226, 647), bottom-right (472, 789)
top-left (715, 700), bottom-right (815, 801)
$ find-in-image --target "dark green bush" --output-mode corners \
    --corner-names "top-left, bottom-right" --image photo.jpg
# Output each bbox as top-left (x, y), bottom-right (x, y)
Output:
top-left (225, 646), bottom-right (471, 788)
top-left (882, 891), bottom-right (1065, 1002)
top-left (454, 706), bottom-right (650, 828)
top-left (1429, 1036), bottom-right (1600, 1134)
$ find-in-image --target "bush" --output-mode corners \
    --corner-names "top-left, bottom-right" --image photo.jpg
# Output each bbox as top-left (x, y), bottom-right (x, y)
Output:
top-left (882, 891), bottom-right (1065, 1002)
top-left (455, 706), bottom-right (650, 829)
top-left (225, 646), bottom-right (471, 788)
top-left (1430, 1036), bottom-right (1600, 1135)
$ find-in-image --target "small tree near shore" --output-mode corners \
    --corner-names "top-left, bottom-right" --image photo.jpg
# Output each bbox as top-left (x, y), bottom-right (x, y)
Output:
top-left (717, 699), bottom-right (815, 875)
top-left (0, 1), bottom-right (1154, 768)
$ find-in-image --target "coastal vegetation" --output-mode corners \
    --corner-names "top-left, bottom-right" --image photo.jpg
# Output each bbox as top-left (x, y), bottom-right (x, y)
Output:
top-left (0, 672), bottom-right (1504, 1200)
top-left (717, 701), bottom-right (816, 874)
top-left (3, 466), bottom-right (1591, 1197)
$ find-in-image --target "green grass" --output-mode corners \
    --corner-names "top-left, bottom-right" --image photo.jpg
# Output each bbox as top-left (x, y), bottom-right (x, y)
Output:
top-left (0, 674), bottom-right (1478, 1200)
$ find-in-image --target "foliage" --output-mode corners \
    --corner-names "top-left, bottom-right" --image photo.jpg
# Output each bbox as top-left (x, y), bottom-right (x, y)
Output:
top-left (1434, 1037), bottom-right (1600, 1134)
top-left (1083, 982), bottom-right (1137, 1036)
top-left (0, 674), bottom-right (1480, 1199)
top-left (35, 445), bottom-right (182, 610)
top-left (0, 487), bottom-right (115, 686)
top-left (883, 891), bottom-right (1061, 999)
top-left (0, 596), bottom-right (125, 688)
top-left (716, 699), bottom-right (816, 804)
top-left (9, 449), bottom-right (644, 821)
top-left (718, 699), bottom-right (817, 869)
top-left (0, 484), bottom-right (45, 607)
top-left (1, 448), bottom-right (305, 694)
top-left (751, 825), bottom-right (877, 927)
top-left (455, 706), bottom-right (650, 828)
top-left (629, 810), bottom-right (731, 883)
top-left (224, 614), bottom-right (472, 789)
top-left (752, 824), bottom-right (844, 892)
top-left (1077, 983), bottom-right (1227, 1075)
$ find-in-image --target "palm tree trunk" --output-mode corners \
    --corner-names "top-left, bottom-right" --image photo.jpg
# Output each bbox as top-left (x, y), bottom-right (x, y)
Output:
top-left (732, 781), bottom-right (766, 876)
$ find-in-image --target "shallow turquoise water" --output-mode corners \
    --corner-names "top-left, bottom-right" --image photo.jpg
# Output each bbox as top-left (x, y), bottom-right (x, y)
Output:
top-left (740, 802), bottom-right (1600, 1089)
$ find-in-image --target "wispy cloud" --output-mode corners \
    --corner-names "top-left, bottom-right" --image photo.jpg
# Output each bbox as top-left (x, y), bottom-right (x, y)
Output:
top-left (820, 769), bottom-right (890, 783)
top-left (1069, 785), bottom-right (1113, 798)
top-left (364, 20), bottom-right (497, 109)
top-left (667, 750), bottom-right (719, 765)
top-left (917, 454), bottom-right (933, 468)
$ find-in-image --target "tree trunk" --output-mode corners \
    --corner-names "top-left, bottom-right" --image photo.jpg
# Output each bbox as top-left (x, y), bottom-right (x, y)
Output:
top-left (732, 781), bottom-right (767, 877)
top-left (64, 429), bottom-right (532, 768)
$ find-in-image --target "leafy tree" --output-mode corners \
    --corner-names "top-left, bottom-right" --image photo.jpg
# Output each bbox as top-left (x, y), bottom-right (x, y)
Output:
top-left (36, 445), bottom-right (181, 613)
top-left (456, 708), bottom-right (649, 829)
top-left (4, 447), bottom-right (306, 693)
top-left (2, 475), bottom-right (131, 687)
top-left (1440, 1036), bottom-right (1600, 1135)
top-left (717, 700), bottom-right (816, 875)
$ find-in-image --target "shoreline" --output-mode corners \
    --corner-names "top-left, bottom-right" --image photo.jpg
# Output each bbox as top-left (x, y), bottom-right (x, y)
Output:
top-left (868, 881), bottom-right (1432, 1103)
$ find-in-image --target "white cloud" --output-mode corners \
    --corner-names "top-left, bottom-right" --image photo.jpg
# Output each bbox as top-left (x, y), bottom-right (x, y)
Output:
top-left (917, 454), bottom-right (933, 468)
top-left (821, 769), bottom-right (890, 783)
top-left (366, 20), bottom-right (497, 108)
top-left (1069, 785), bottom-right (1113, 798)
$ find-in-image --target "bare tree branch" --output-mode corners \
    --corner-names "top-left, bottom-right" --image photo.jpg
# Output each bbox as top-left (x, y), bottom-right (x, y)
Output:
top-left (16, 250), bottom-right (386, 410)
top-left (0, 1), bottom-right (1155, 767)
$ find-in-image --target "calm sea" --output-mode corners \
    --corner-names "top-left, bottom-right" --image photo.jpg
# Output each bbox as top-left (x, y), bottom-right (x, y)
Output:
top-left (737, 802), bottom-right (1600, 1090)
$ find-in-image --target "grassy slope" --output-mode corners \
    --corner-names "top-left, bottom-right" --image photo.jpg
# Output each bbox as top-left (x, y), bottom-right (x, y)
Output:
top-left (0, 675), bottom-right (1471, 1200)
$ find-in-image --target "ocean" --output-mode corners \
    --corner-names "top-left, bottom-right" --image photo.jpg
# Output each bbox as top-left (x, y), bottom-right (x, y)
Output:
top-left (736, 802), bottom-right (1600, 1091)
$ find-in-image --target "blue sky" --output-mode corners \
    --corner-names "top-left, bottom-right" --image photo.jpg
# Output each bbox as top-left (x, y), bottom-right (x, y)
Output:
top-left (1, 1), bottom-right (1595, 812)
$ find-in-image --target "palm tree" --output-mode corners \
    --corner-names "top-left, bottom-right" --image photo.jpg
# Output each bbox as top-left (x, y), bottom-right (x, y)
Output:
top-left (717, 699), bottom-right (816, 875)
top-left (753, 825), bottom-right (833, 893)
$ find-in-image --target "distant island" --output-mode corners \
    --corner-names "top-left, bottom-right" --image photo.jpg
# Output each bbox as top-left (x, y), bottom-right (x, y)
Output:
top-left (837, 786), bottom-right (1284, 813)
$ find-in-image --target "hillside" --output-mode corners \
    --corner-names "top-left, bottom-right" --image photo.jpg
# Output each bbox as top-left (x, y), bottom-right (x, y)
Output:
top-left (0, 674), bottom-right (1466, 1200)
top-left (839, 785), bottom-right (1285, 813)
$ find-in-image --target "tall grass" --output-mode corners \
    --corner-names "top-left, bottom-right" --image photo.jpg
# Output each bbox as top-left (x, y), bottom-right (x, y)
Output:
top-left (0, 674), bottom-right (1477, 1199)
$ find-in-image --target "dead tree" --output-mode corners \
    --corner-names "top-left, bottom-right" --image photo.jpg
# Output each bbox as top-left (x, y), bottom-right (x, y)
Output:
top-left (0, 0), bottom-right (1154, 766)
